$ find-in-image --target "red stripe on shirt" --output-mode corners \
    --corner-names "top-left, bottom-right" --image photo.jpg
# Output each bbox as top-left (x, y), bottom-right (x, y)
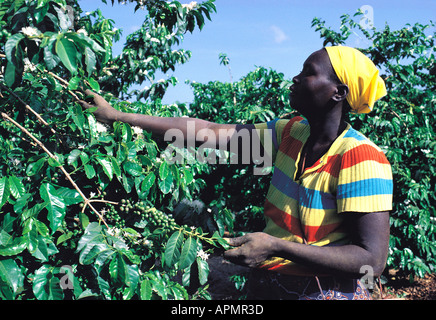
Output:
top-left (264, 200), bottom-right (304, 239)
top-left (302, 221), bottom-right (342, 243)
top-left (264, 200), bottom-right (342, 243)
top-left (342, 144), bottom-right (390, 169)
top-left (313, 154), bottom-right (342, 178)
top-left (279, 136), bottom-right (303, 161)
top-left (280, 116), bottom-right (304, 141)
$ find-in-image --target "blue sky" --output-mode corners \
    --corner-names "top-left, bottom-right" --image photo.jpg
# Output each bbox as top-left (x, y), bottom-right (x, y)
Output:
top-left (79, 0), bottom-right (436, 104)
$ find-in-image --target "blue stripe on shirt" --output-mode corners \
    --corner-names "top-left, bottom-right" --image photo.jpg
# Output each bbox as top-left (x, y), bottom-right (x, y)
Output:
top-left (337, 178), bottom-right (393, 199)
top-left (299, 186), bottom-right (337, 210)
top-left (271, 167), bottom-right (336, 210)
top-left (267, 119), bottom-right (280, 151)
top-left (343, 128), bottom-right (367, 141)
top-left (271, 167), bottom-right (299, 200)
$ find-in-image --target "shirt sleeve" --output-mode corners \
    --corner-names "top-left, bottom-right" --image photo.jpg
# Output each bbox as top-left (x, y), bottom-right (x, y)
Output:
top-left (337, 142), bottom-right (393, 213)
top-left (253, 118), bottom-right (290, 163)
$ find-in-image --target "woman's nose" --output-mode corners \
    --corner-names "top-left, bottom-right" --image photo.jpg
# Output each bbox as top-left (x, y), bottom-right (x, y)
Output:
top-left (292, 75), bottom-right (300, 84)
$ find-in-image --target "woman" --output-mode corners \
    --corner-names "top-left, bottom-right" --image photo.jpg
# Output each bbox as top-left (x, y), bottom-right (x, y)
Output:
top-left (81, 46), bottom-right (393, 300)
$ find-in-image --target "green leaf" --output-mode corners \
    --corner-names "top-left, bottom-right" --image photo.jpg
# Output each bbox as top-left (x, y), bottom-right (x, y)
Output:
top-left (110, 156), bottom-right (121, 178)
top-left (56, 231), bottom-right (73, 245)
top-left (39, 183), bottom-right (66, 234)
top-left (0, 236), bottom-right (27, 256)
top-left (67, 149), bottom-right (81, 167)
top-left (8, 176), bottom-right (25, 199)
top-left (55, 35), bottom-right (78, 75)
top-left (196, 257), bottom-right (209, 285)
top-left (0, 259), bottom-right (25, 299)
top-left (183, 168), bottom-right (194, 185)
top-left (158, 174), bottom-right (173, 194)
top-left (141, 172), bottom-right (156, 195)
top-left (31, 234), bottom-right (59, 262)
top-left (26, 157), bottom-right (46, 176)
top-left (123, 161), bottom-right (142, 177)
top-left (164, 230), bottom-right (184, 268)
top-left (32, 265), bottom-right (64, 300)
top-left (84, 46), bottom-right (96, 75)
top-left (0, 177), bottom-right (10, 208)
top-left (159, 161), bottom-right (169, 180)
top-left (122, 264), bottom-right (140, 299)
top-left (43, 33), bottom-right (61, 70)
top-left (68, 76), bottom-right (80, 90)
top-left (69, 104), bottom-right (85, 134)
top-left (97, 157), bottom-right (113, 180)
top-left (139, 279), bottom-right (152, 300)
top-left (178, 237), bottom-right (198, 269)
top-left (47, 157), bottom-right (61, 167)
top-left (77, 222), bottom-right (113, 266)
top-left (56, 187), bottom-right (82, 205)
top-left (4, 61), bottom-right (17, 87)
top-left (88, 77), bottom-right (100, 92)
top-left (109, 253), bottom-right (127, 285)
top-left (5, 33), bottom-right (25, 64)
top-left (84, 164), bottom-right (96, 179)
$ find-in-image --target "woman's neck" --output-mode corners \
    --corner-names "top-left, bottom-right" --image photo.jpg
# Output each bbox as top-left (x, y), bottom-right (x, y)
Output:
top-left (306, 106), bottom-right (347, 147)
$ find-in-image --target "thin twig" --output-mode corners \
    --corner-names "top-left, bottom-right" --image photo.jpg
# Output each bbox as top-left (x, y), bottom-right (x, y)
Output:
top-left (1, 112), bottom-right (109, 228)
top-left (45, 70), bottom-right (81, 101)
top-left (89, 199), bottom-right (119, 205)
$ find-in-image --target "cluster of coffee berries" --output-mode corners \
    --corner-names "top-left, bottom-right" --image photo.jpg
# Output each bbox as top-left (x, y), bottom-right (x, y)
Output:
top-left (103, 202), bottom-right (125, 228)
top-left (104, 199), bottom-right (178, 231)
top-left (141, 206), bottom-right (178, 231)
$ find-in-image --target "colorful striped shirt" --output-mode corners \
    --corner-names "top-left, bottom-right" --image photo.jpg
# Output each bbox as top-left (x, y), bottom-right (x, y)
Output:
top-left (253, 116), bottom-right (393, 275)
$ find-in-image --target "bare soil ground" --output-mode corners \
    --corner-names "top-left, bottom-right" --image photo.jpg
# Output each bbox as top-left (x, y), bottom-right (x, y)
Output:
top-left (378, 270), bottom-right (436, 300)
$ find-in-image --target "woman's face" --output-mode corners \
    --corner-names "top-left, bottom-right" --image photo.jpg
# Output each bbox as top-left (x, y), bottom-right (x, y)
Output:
top-left (289, 49), bottom-right (339, 118)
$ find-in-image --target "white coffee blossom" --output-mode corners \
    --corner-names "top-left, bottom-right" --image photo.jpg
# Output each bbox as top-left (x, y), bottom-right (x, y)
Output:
top-left (143, 239), bottom-right (153, 247)
top-left (77, 28), bottom-right (88, 36)
top-left (24, 58), bottom-right (36, 72)
top-left (132, 126), bottom-right (143, 135)
top-left (107, 227), bottom-right (121, 237)
top-left (182, 1), bottom-right (197, 10)
top-left (197, 249), bottom-right (209, 261)
top-left (95, 122), bottom-right (108, 134)
top-left (21, 26), bottom-right (39, 37)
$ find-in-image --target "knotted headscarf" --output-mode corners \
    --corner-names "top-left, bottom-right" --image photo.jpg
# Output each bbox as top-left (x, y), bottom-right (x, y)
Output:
top-left (325, 46), bottom-right (387, 114)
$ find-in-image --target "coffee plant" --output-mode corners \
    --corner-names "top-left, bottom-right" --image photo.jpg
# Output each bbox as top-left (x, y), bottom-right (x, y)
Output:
top-left (0, 0), bottom-right (231, 300)
top-left (0, 0), bottom-right (434, 301)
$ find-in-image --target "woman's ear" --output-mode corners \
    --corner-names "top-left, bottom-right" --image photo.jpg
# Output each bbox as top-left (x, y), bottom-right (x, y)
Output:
top-left (332, 84), bottom-right (349, 102)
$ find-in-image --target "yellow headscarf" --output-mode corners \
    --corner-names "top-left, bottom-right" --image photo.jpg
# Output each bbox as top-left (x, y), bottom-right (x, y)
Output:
top-left (325, 46), bottom-right (387, 114)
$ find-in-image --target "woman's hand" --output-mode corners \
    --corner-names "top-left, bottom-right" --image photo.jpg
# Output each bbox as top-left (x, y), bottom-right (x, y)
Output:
top-left (79, 89), bottom-right (121, 123)
top-left (223, 232), bottom-right (277, 268)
